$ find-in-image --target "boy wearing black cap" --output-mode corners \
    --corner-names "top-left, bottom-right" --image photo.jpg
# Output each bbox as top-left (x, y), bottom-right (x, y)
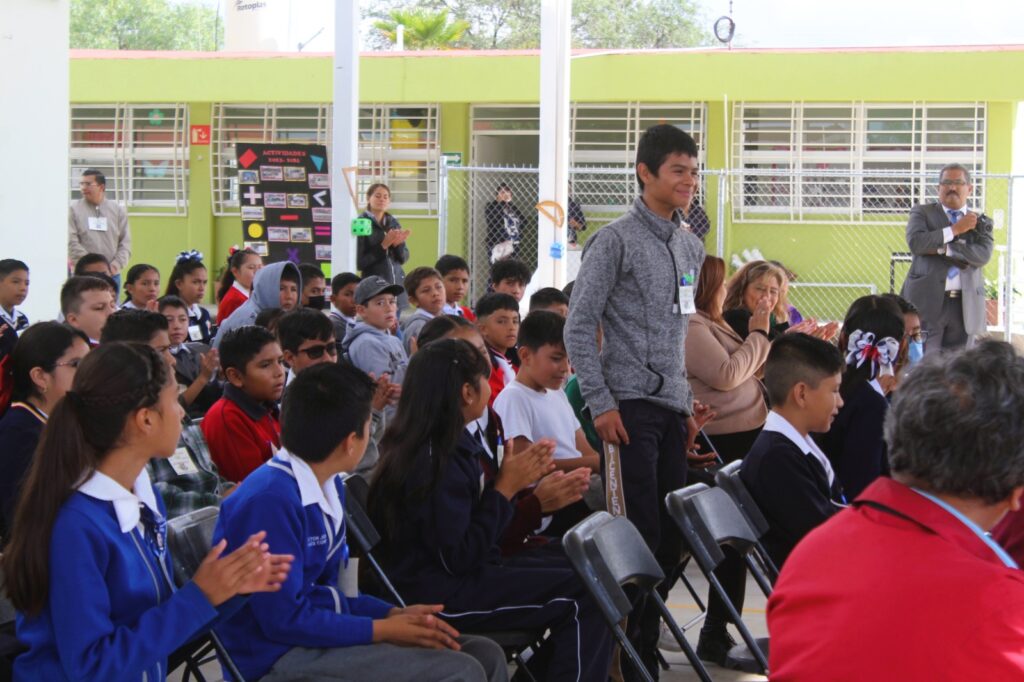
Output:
top-left (341, 275), bottom-right (408, 390)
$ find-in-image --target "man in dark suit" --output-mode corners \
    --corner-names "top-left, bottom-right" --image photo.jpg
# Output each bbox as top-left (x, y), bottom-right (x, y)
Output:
top-left (900, 163), bottom-right (993, 354)
top-left (739, 334), bottom-right (846, 569)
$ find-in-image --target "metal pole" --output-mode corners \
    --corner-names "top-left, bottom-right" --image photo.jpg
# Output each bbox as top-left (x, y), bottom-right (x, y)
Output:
top-left (532, 0), bottom-right (571, 298)
top-left (437, 161), bottom-right (449, 258)
top-left (1006, 177), bottom-right (1015, 336)
top-left (716, 172), bottom-right (727, 259)
top-left (331, 0), bottom-right (359, 275)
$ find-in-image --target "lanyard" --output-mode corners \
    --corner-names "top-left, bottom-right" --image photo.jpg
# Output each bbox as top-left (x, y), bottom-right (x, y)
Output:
top-left (910, 488), bottom-right (1018, 569)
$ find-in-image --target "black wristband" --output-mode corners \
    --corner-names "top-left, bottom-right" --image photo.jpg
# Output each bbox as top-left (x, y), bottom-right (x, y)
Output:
top-left (750, 328), bottom-right (770, 339)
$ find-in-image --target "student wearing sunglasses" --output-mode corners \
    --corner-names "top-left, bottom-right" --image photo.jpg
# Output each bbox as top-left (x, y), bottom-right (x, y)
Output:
top-left (277, 308), bottom-right (338, 387)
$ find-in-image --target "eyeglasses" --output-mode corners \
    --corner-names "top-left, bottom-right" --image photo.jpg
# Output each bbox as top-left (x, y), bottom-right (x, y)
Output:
top-left (910, 330), bottom-right (929, 343)
top-left (298, 342), bottom-right (338, 359)
top-left (54, 358), bottom-right (83, 369)
top-left (365, 297), bottom-right (398, 309)
top-left (939, 179), bottom-right (968, 187)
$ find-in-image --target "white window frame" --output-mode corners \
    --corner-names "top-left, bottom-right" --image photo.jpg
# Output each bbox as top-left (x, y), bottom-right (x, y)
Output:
top-left (731, 101), bottom-right (986, 222)
top-left (69, 104), bottom-right (190, 216)
top-left (211, 103), bottom-right (440, 218)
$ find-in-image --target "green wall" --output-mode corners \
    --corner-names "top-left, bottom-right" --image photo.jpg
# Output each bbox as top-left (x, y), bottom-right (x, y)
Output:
top-left (68, 48), bottom-right (1024, 308)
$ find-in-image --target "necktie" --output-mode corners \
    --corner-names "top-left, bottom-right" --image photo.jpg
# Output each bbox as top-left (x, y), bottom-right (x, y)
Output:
top-left (948, 210), bottom-right (962, 282)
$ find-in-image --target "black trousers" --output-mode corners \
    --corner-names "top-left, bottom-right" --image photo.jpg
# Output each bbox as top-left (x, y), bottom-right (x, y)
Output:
top-left (613, 399), bottom-right (688, 681)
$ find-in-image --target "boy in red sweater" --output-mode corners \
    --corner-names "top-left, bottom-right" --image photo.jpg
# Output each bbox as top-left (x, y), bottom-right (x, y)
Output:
top-left (202, 325), bottom-right (286, 482)
top-left (474, 292), bottom-right (520, 406)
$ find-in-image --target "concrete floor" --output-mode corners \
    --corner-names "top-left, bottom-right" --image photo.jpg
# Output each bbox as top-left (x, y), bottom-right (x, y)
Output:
top-left (170, 563), bottom-right (768, 682)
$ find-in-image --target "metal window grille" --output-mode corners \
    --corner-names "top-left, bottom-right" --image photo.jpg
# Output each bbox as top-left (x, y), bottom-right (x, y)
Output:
top-left (732, 102), bottom-right (986, 221)
top-left (69, 104), bottom-right (189, 215)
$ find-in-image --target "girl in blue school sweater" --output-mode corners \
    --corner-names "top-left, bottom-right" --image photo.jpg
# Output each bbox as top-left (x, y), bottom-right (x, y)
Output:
top-left (369, 339), bottom-right (616, 682)
top-left (3, 342), bottom-right (292, 682)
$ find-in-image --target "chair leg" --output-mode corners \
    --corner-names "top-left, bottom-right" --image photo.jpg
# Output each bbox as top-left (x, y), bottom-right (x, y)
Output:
top-left (209, 631), bottom-right (246, 682)
top-left (744, 554), bottom-right (775, 599)
top-left (651, 593), bottom-right (713, 682)
top-left (511, 650), bottom-right (539, 682)
top-left (367, 553), bottom-right (407, 608)
top-left (706, 571), bottom-right (768, 673)
top-left (611, 624), bottom-right (656, 682)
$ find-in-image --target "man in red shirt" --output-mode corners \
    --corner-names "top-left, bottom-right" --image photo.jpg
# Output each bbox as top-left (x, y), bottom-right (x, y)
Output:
top-left (768, 340), bottom-right (1024, 680)
top-left (202, 325), bottom-right (285, 482)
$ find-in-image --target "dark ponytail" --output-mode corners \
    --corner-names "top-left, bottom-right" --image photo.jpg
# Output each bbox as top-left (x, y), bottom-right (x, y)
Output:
top-left (3, 343), bottom-right (168, 616)
top-left (216, 248), bottom-right (258, 302)
top-left (369, 338), bottom-right (490, 554)
top-left (165, 250), bottom-right (207, 298)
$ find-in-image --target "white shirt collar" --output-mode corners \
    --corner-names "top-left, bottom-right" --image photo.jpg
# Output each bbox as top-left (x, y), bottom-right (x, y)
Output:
top-left (442, 302), bottom-right (462, 316)
top-left (762, 411), bottom-right (835, 485)
top-left (0, 306), bottom-right (20, 326)
top-left (232, 280), bottom-right (250, 296)
top-left (940, 202), bottom-right (971, 217)
top-left (869, 379), bottom-right (886, 398)
top-left (121, 300), bottom-right (139, 310)
top-left (77, 468), bottom-right (161, 533)
top-left (187, 303), bottom-right (202, 318)
top-left (275, 448), bottom-right (343, 532)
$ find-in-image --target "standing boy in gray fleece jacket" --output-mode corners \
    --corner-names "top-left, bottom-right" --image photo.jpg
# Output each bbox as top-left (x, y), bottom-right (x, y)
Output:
top-left (564, 124), bottom-right (705, 680)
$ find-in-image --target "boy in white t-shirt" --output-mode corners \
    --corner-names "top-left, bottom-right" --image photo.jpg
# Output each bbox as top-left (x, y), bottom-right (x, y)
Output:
top-left (493, 311), bottom-right (597, 534)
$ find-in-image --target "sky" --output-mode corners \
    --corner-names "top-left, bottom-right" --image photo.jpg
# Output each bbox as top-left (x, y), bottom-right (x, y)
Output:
top-left (697, 0), bottom-right (1024, 49)
top-left (183, 0), bottom-right (1024, 50)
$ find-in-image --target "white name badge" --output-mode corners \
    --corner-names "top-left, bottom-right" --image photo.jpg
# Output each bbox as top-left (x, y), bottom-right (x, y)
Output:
top-left (339, 557), bottom-right (360, 598)
top-left (87, 216), bottom-right (108, 232)
top-left (188, 324), bottom-right (203, 341)
top-left (678, 285), bottom-right (696, 315)
top-left (168, 447), bottom-right (199, 476)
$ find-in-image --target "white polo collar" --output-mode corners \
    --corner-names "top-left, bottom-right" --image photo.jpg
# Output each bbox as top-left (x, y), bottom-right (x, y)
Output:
top-left (77, 468), bottom-right (162, 533)
top-left (762, 411), bottom-right (835, 486)
top-left (274, 448), bottom-right (343, 533)
top-left (869, 379), bottom-right (886, 398)
top-left (232, 280), bottom-right (250, 296)
top-left (187, 303), bottom-right (203, 319)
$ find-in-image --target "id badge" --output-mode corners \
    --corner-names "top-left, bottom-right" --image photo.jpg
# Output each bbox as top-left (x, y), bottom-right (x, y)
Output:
top-left (168, 447), bottom-right (199, 476)
top-left (678, 272), bottom-right (697, 315)
top-left (87, 216), bottom-right (108, 232)
top-left (187, 324), bottom-right (203, 341)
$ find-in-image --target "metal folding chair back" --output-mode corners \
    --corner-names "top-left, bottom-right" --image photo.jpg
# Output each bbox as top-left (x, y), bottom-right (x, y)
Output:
top-left (166, 506), bottom-right (246, 682)
top-left (564, 512), bottom-right (712, 682)
top-left (715, 461), bottom-right (780, 581)
top-left (665, 484), bottom-right (771, 674)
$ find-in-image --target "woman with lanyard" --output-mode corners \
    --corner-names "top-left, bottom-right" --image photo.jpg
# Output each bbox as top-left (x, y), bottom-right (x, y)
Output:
top-left (3, 342), bottom-right (292, 682)
top-left (0, 322), bottom-right (90, 545)
top-left (357, 183), bottom-right (412, 314)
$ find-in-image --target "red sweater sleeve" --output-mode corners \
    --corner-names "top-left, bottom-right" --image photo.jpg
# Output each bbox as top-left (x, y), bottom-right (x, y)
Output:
top-left (202, 401), bottom-right (278, 483)
top-left (216, 288), bottom-right (247, 325)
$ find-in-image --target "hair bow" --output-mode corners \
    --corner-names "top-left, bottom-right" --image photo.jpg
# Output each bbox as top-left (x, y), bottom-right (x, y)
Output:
top-left (227, 245), bottom-right (240, 261)
top-left (846, 330), bottom-right (900, 379)
top-left (176, 249), bottom-right (203, 264)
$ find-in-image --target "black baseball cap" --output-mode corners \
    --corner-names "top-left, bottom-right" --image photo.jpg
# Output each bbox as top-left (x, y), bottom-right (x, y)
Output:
top-left (355, 276), bottom-right (404, 306)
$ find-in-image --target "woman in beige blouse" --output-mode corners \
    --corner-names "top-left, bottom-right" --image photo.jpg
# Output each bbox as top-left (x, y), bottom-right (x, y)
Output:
top-left (686, 256), bottom-right (772, 462)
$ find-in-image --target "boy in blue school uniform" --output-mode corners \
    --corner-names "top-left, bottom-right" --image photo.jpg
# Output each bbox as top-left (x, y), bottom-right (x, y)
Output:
top-left (212, 362), bottom-right (508, 682)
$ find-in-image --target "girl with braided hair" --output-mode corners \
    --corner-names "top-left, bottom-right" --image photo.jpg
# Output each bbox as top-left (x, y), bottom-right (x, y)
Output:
top-left (817, 295), bottom-right (906, 500)
top-left (3, 342), bottom-right (293, 681)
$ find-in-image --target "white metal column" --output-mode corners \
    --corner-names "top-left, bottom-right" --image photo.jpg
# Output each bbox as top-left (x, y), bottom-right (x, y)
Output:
top-left (331, 0), bottom-right (359, 275)
top-left (0, 0), bottom-right (70, 322)
top-left (532, 0), bottom-right (572, 296)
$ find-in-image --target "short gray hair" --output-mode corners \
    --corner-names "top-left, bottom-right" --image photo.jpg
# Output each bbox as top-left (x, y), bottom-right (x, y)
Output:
top-left (938, 163), bottom-right (972, 185)
top-left (885, 340), bottom-right (1024, 504)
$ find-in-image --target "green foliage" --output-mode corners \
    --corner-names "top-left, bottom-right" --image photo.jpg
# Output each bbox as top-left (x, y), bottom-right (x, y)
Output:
top-left (364, 0), bottom-right (712, 50)
top-left (70, 0), bottom-right (221, 51)
top-left (372, 8), bottom-right (471, 50)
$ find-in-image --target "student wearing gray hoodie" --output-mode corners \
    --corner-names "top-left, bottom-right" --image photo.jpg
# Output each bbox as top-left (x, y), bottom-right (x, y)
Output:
top-left (564, 124), bottom-right (706, 680)
top-left (212, 261), bottom-right (302, 348)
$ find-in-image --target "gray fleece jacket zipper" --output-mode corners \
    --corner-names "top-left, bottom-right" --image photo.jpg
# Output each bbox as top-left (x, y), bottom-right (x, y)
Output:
top-left (565, 196), bottom-right (705, 417)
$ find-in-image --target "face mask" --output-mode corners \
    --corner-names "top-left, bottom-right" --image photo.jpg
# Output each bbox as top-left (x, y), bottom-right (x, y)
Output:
top-left (305, 295), bottom-right (327, 310)
top-left (908, 340), bottom-right (924, 366)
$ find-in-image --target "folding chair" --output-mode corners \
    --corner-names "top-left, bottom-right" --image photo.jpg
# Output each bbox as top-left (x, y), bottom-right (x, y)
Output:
top-left (342, 474), bottom-right (542, 682)
top-left (714, 461), bottom-right (780, 583)
top-left (665, 484), bottom-right (772, 674)
top-left (166, 506), bottom-right (246, 682)
top-left (0, 563), bottom-right (25, 682)
top-left (563, 511), bottom-right (712, 682)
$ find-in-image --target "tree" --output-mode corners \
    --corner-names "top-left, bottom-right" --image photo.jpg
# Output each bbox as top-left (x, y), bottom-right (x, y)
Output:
top-left (70, 0), bottom-right (221, 51)
top-left (364, 0), bottom-right (712, 51)
top-left (371, 8), bottom-right (471, 50)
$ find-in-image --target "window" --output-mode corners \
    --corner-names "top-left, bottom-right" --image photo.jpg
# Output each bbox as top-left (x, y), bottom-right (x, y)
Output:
top-left (732, 102), bottom-right (986, 221)
top-left (211, 103), bottom-right (439, 217)
top-left (69, 104), bottom-right (189, 215)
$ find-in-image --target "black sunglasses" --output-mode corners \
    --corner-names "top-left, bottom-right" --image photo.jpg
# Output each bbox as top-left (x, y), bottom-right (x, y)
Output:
top-left (298, 342), bottom-right (338, 360)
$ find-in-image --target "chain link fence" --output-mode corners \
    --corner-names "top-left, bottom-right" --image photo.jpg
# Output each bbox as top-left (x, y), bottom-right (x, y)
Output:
top-left (439, 164), bottom-right (1020, 335)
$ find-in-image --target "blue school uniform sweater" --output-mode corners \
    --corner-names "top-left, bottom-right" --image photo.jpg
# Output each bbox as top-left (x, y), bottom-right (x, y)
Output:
top-left (15, 490), bottom-right (221, 682)
top-left (213, 456), bottom-right (394, 681)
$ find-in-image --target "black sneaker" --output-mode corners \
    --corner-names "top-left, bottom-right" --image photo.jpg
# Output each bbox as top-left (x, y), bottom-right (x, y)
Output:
top-left (695, 629), bottom-right (736, 667)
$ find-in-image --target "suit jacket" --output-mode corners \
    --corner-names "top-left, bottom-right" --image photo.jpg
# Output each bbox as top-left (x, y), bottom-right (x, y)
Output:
top-left (739, 431), bottom-right (844, 567)
top-left (767, 478), bottom-right (1024, 681)
top-left (900, 202), bottom-right (993, 337)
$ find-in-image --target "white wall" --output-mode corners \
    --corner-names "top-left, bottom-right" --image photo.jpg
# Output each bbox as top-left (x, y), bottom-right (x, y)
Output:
top-left (224, 0), bottom-right (335, 52)
top-left (0, 0), bottom-right (70, 322)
